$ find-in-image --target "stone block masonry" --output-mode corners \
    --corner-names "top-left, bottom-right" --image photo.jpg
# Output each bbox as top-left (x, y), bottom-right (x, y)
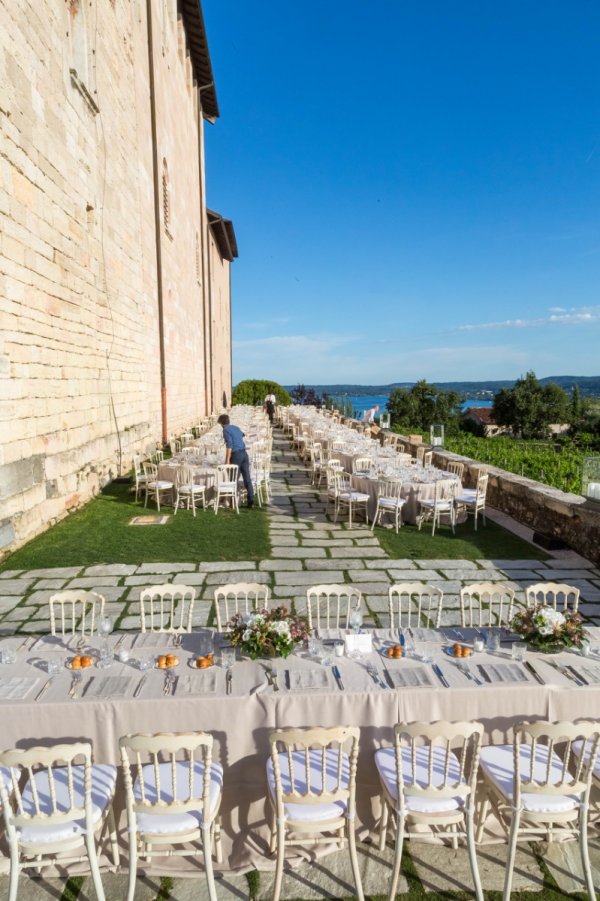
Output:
top-left (0, 0), bottom-right (234, 558)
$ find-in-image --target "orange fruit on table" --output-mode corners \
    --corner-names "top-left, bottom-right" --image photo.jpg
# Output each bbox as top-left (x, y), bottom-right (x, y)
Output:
top-left (386, 647), bottom-right (395, 658)
top-left (81, 655), bottom-right (93, 668)
top-left (197, 656), bottom-right (211, 669)
top-left (463, 647), bottom-right (472, 657)
top-left (157, 655), bottom-right (167, 668)
top-left (71, 656), bottom-right (81, 669)
top-left (392, 647), bottom-right (402, 659)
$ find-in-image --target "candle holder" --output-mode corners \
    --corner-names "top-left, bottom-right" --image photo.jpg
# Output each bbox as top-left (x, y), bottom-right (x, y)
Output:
top-left (582, 456), bottom-right (600, 504)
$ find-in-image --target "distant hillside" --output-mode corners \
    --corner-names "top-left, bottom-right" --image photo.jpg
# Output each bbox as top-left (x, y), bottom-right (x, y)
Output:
top-left (285, 376), bottom-right (600, 398)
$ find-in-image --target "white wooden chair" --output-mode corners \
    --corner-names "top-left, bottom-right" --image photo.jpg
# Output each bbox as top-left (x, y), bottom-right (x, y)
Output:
top-left (142, 462), bottom-right (173, 512)
top-left (352, 456), bottom-right (375, 476)
top-left (371, 479), bottom-right (406, 533)
top-left (415, 445), bottom-right (426, 465)
top-left (214, 583), bottom-right (270, 632)
top-left (454, 471), bottom-right (488, 530)
top-left (120, 731), bottom-right (223, 901)
top-left (525, 582), bottom-right (580, 614)
top-left (0, 742), bottom-right (119, 901)
top-left (422, 451), bottom-right (433, 467)
top-left (139, 584), bottom-right (195, 633)
top-left (477, 720), bottom-right (600, 900)
top-left (389, 583), bottom-right (444, 629)
top-left (214, 464), bottom-right (239, 515)
top-left (306, 584), bottom-right (361, 631)
top-left (416, 479), bottom-right (457, 536)
top-left (267, 726), bottom-right (364, 901)
top-left (49, 590), bottom-right (105, 638)
top-left (459, 582), bottom-right (516, 628)
top-left (324, 460), bottom-right (344, 515)
top-left (334, 472), bottom-right (370, 529)
top-left (375, 721), bottom-right (484, 901)
top-left (310, 442), bottom-right (325, 486)
top-left (173, 465), bottom-right (206, 517)
top-left (446, 460), bottom-right (465, 481)
top-left (132, 454), bottom-right (149, 503)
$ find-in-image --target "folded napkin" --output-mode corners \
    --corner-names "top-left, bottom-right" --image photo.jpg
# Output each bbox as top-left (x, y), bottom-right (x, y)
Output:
top-left (287, 668), bottom-right (329, 691)
top-left (84, 676), bottom-right (136, 699)
top-left (478, 663), bottom-right (528, 684)
top-left (175, 671), bottom-right (217, 695)
top-left (0, 677), bottom-right (40, 700)
top-left (385, 668), bottom-right (432, 688)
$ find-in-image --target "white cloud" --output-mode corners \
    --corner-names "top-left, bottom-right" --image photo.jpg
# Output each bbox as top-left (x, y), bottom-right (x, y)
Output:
top-left (456, 305), bottom-right (600, 332)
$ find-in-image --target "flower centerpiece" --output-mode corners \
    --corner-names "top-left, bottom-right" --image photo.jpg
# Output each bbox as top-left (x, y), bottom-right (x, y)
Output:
top-left (511, 605), bottom-right (587, 653)
top-left (225, 606), bottom-right (310, 660)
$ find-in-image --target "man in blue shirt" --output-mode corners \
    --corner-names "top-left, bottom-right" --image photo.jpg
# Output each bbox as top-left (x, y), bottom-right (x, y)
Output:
top-left (218, 414), bottom-right (254, 508)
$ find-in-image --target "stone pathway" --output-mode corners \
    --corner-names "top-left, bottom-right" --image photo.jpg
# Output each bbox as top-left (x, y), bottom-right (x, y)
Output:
top-left (1, 430), bottom-right (600, 899)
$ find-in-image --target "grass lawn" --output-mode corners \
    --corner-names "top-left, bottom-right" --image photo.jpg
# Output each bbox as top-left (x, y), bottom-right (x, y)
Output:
top-left (0, 481), bottom-right (270, 571)
top-left (375, 519), bottom-right (549, 561)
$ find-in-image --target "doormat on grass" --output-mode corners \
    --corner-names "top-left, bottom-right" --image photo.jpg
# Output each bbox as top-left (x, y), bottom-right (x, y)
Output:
top-left (128, 515), bottom-right (170, 526)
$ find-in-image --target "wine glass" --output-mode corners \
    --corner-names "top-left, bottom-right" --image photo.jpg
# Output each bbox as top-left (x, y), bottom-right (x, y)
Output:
top-left (349, 609), bottom-right (363, 635)
top-left (97, 614), bottom-right (113, 667)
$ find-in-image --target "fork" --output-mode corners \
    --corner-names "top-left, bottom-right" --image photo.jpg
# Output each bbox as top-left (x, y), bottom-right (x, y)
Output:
top-left (163, 671), bottom-right (174, 695)
top-left (456, 661), bottom-right (482, 686)
top-left (69, 672), bottom-right (83, 698)
top-left (366, 663), bottom-right (388, 689)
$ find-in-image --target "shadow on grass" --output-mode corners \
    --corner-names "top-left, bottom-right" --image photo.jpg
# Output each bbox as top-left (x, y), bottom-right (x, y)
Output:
top-left (375, 519), bottom-right (549, 561)
top-left (0, 481), bottom-right (271, 572)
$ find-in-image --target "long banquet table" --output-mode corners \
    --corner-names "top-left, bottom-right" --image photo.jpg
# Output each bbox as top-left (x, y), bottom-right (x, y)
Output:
top-left (1, 627), bottom-right (600, 873)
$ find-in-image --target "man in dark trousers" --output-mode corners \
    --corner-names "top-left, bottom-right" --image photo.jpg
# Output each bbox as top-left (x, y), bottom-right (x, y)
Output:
top-left (218, 414), bottom-right (254, 508)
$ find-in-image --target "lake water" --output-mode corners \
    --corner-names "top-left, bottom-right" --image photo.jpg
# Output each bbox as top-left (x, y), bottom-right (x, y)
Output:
top-left (339, 395), bottom-right (494, 417)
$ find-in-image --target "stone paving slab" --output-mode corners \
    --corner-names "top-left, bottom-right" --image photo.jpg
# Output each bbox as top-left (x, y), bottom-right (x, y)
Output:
top-left (200, 562), bottom-right (258, 572)
top-left (172, 573), bottom-right (207, 585)
top-left (31, 579), bottom-right (68, 590)
top-left (271, 548), bottom-right (326, 558)
top-left (0, 578), bottom-right (37, 594)
top-left (387, 569), bottom-right (441, 581)
top-left (410, 841), bottom-right (544, 893)
top-left (67, 576), bottom-right (122, 588)
top-left (205, 571), bottom-right (271, 585)
top-left (124, 574), bottom-right (175, 586)
top-left (21, 567), bottom-right (83, 578)
top-left (83, 564), bottom-right (139, 576)
top-left (304, 558), bottom-right (366, 570)
top-left (0, 570), bottom-right (23, 578)
top-left (258, 560), bottom-right (303, 571)
top-left (274, 571), bottom-right (345, 586)
top-left (137, 563), bottom-right (197, 573)
top-left (545, 558), bottom-right (595, 569)
top-left (329, 547), bottom-right (386, 558)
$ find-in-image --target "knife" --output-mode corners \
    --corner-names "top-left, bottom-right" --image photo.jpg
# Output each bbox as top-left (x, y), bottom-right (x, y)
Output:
top-left (332, 665), bottom-right (344, 690)
top-left (382, 664), bottom-right (394, 689)
top-left (399, 630), bottom-right (405, 648)
top-left (477, 665), bottom-right (491, 683)
top-left (432, 663), bottom-right (449, 688)
top-left (133, 674), bottom-right (147, 698)
top-left (35, 678), bottom-right (53, 701)
top-left (566, 664), bottom-right (588, 686)
top-left (226, 668), bottom-right (232, 695)
top-left (171, 675), bottom-right (179, 696)
top-left (524, 660), bottom-right (545, 685)
top-left (547, 661), bottom-right (583, 686)
top-left (114, 633), bottom-right (126, 650)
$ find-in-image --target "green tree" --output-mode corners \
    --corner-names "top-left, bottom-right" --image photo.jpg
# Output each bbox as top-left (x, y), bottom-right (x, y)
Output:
top-left (492, 371), bottom-right (569, 439)
top-left (387, 380), bottom-right (459, 430)
top-left (231, 379), bottom-right (291, 406)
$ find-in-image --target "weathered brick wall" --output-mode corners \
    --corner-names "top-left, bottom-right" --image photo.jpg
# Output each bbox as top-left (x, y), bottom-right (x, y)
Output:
top-left (208, 228), bottom-right (232, 409)
top-left (0, 0), bottom-right (232, 556)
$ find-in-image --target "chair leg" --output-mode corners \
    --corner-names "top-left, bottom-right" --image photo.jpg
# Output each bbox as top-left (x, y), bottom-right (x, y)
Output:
top-left (85, 829), bottom-right (106, 901)
top-left (201, 824), bottom-right (218, 901)
top-left (107, 806), bottom-right (120, 867)
top-left (466, 807), bottom-right (484, 901)
top-left (579, 805), bottom-right (596, 901)
top-left (272, 822), bottom-right (286, 901)
top-left (214, 817), bottom-right (223, 864)
top-left (8, 841), bottom-right (19, 901)
top-left (378, 795), bottom-right (389, 851)
top-left (502, 808), bottom-right (521, 901)
top-left (347, 819), bottom-right (365, 901)
top-left (126, 832), bottom-right (138, 901)
top-left (475, 796), bottom-right (490, 843)
top-left (388, 812), bottom-right (405, 901)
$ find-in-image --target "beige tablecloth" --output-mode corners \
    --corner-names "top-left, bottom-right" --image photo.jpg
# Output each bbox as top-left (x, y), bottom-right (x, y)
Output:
top-left (1, 629), bottom-right (599, 874)
top-left (156, 461), bottom-right (217, 506)
top-left (352, 473), bottom-right (461, 525)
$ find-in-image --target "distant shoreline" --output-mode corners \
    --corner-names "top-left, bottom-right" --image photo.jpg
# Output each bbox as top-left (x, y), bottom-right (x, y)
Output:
top-left (284, 375), bottom-right (600, 397)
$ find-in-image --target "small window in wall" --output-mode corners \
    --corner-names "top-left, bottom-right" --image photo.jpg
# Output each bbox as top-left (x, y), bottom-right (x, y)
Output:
top-left (162, 158), bottom-right (172, 239)
top-left (67, 0), bottom-right (99, 114)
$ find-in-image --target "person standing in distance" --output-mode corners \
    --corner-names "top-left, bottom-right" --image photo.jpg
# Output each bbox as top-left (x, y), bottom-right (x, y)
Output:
top-left (264, 391), bottom-right (276, 424)
top-left (363, 404), bottom-right (379, 424)
top-left (217, 414), bottom-right (254, 508)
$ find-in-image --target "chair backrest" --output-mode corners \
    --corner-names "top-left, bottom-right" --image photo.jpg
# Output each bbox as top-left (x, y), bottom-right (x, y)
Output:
top-left (139, 584), bottom-right (195, 633)
top-left (446, 461), bottom-right (465, 480)
top-left (216, 464), bottom-right (239, 486)
top-left (269, 726), bottom-right (359, 817)
top-left (388, 583), bottom-right (443, 628)
top-left (214, 583), bottom-right (270, 631)
top-left (422, 451), bottom-right (433, 467)
top-left (0, 742), bottom-right (94, 835)
top-left (392, 721), bottom-right (483, 811)
top-left (525, 582), bottom-right (580, 613)
top-left (415, 446), bottom-right (425, 464)
top-left (306, 584), bottom-right (361, 630)
top-left (152, 449), bottom-right (164, 463)
top-left (49, 590), bottom-right (105, 637)
top-left (142, 461), bottom-right (158, 481)
top-left (175, 464), bottom-right (195, 487)
top-left (511, 721), bottom-right (600, 807)
top-left (327, 458), bottom-right (344, 472)
top-left (475, 471), bottom-right (489, 500)
top-left (377, 478), bottom-right (403, 500)
top-left (133, 454), bottom-right (144, 476)
top-left (459, 582), bottom-right (515, 627)
top-left (352, 456), bottom-right (374, 474)
top-left (120, 731), bottom-right (216, 822)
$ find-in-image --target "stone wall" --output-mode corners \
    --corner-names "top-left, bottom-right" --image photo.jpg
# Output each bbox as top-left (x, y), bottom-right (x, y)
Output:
top-left (386, 434), bottom-right (600, 565)
top-left (0, 0), bottom-right (233, 557)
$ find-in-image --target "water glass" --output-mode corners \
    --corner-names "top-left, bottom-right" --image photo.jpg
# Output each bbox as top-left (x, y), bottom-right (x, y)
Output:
top-left (46, 656), bottom-right (62, 675)
top-left (0, 648), bottom-right (17, 665)
top-left (137, 656), bottom-right (153, 671)
top-left (349, 609), bottom-right (363, 634)
top-left (511, 642), bottom-right (527, 662)
top-left (198, 632), bottom-right (214, 657)
top-left (308, 638), bottom-right (320, 658)
top-left (334, 641), bottom-right (345, 658)
top-left (486, 631), bottom-right (500, 654)
top-left (220, 646), bottom-right (236, 668)
top-left (473, 638), bottom-right (485, 653)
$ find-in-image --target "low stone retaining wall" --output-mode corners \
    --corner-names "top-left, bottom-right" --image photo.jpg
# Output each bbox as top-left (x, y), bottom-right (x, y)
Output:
top-left (382, 432), bottom-right (600, 565)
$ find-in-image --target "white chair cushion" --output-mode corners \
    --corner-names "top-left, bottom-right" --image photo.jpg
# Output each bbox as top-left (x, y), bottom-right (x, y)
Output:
top-left (17, 764), bottom-right (117, 844)
top-left (374, 747), bottom-right (467, 814)
top-left (339, 492), bottom-right (370, 502)
top-left (479, 745), bottom-right (581, 813)
top-left (379, 497), bottom-right (405, 508)
top-left (419, 500), bottom-right (452, 511)
top-left (266, 749), bottom-right (350, 823)
top-left (455, 490), bottom-right (477, 503)
top-left (178, 484), bottom-right (205, 493)
top-left (572, 740), bottom-right (600, 780)
top-left (149, 481), bottom-right (173, 490)
top-left (218, 482), bottom-right (237, 491)
top-left (133, 760), bottom-right (223, 834)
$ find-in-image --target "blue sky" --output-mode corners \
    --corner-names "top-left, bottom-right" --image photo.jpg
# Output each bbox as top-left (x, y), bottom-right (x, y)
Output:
top-left (203, 1), bottom-right (600, 385)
